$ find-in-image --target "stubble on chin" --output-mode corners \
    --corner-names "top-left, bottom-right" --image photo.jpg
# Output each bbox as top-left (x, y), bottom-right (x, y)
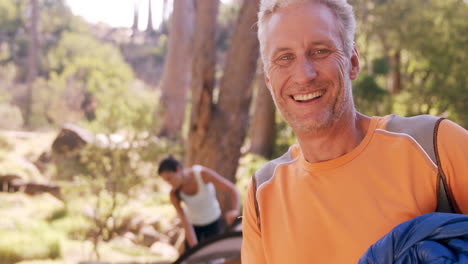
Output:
top-left (281, 90), bottom-right (348, 135)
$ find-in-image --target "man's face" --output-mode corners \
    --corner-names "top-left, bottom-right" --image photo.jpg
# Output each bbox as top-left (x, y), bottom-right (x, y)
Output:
top-left (263, 2), bottom-right (359, 134)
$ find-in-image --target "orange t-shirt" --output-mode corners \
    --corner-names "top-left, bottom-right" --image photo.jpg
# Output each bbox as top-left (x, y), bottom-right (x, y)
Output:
top-left (241, 116), bottom-right (468, 264)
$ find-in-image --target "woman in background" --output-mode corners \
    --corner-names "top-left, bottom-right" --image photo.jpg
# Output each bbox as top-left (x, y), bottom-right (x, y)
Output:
top-left (158, 156), bottom-right (240, 248)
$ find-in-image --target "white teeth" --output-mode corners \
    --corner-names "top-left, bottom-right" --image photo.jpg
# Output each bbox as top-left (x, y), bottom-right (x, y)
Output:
top-left (293, 91), bottom-right (324, 101)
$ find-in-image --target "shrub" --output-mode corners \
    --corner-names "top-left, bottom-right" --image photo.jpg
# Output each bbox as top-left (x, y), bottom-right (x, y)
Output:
top-left (0, 103), bottom-right (23, 129)
top-left (0, 222), bottom-right (62, 264)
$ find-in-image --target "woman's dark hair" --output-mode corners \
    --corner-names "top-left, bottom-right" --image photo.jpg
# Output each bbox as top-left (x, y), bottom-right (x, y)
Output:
top-left (158, 155), bottom-right (182, 174)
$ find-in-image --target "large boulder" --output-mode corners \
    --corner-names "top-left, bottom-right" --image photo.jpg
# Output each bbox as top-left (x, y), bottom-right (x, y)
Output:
top-left (51, 123), bottom-right (94, 159)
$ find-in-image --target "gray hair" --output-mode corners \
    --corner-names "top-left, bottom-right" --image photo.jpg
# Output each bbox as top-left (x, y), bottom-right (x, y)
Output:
top-left (258, 0), bottom-right (356, 70)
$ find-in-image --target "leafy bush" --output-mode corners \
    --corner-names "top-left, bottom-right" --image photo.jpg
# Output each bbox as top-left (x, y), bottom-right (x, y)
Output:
top-left (50, 213), bottom-right (93, 241)
top-left (0, 135), bottom-right (12, 153)
top-left (0, 102), bottom-right (24, 129)
top-left (236, 153), bottom-right (268, 205)
top-left (0, 222), bottom-right (62, 264)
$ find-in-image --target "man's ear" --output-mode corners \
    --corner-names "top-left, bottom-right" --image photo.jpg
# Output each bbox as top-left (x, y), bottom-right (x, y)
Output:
top-left (349, 46), bottom-right (360, 80)
top-left (264, 73), bottom-right (272, 90)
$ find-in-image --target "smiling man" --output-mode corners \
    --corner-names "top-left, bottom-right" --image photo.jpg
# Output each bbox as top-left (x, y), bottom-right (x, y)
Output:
top-left (241, 0), bottom-right (468, 263)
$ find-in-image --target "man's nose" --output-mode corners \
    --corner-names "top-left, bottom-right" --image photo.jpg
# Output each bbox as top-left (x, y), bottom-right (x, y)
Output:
top-left (294, 57), bottom-right (317, 84)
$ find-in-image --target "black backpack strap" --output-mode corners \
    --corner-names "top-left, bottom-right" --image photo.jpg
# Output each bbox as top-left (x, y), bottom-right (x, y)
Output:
top-left (386, 115), bottom-right (456, 213)
top-left (433, 118), bottom-right (459, 213)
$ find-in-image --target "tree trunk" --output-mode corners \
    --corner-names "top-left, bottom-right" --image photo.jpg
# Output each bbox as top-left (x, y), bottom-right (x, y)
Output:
top-left (185, 0), bottom-right (219, 165)
top-left (146, 0), bottom-right (154, 33)
top-left (186, 0), bottom-right (260, 183)
top-left (131, 1), bottom-right (139, 40)
top-left (388, 49), bottom-right (401, 94)
top-left (249, 61), bottom-right (276, 158)
top-left (160, 0), bottom-right (169, 33)
top-left (157, 0), bottom-right (194, 138)
top-left (25, 0), bottom-right (39, 128)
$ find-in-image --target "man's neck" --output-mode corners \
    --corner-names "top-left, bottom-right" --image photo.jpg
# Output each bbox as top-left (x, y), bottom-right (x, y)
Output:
top-left (296, 112), bottom-right (371, 163)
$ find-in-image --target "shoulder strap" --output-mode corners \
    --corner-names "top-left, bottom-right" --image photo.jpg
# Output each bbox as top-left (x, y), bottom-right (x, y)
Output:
top-left (386, 114), bottom-right (456, 213)
top-left (192, 165), bottom-right (205, 189)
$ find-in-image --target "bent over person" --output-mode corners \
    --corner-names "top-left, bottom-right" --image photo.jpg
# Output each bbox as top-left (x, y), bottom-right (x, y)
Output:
top-left (158, 156), bottom-right (240, 249)
top-left (241, 0), bottom-right (468, 263)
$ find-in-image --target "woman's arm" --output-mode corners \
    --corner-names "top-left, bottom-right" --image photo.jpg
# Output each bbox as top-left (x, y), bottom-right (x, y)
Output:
top-left (200, 167), bottom-right (240, 226)
top-left (170, 190), bottom-right (198, 247)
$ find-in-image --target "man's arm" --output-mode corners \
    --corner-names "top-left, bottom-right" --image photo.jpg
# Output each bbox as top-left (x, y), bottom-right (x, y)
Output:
top-left (437, 119), bottom-right (468, 213)
top-left (241, 179), bottom-right (267, 263)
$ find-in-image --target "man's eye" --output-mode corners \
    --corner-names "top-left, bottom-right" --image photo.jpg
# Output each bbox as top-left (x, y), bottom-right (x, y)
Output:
top-left (313, 49), bottom-right (330, 57)
top-left (275, 54), bottom-right (295, 66)
top-left (279, 54), bottom-right (294, 61)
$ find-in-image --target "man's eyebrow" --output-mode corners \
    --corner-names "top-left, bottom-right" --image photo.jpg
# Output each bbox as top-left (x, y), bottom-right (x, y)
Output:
top-left (309, 40), bottom-right (334, 46)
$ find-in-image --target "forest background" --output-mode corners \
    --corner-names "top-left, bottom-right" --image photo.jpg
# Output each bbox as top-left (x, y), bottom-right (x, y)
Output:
top-left (0, 0), bottom-right (467, 263)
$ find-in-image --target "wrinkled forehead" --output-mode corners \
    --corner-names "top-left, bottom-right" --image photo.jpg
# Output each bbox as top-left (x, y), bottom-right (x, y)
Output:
top-left (262, 2), bottom-right (341, 57)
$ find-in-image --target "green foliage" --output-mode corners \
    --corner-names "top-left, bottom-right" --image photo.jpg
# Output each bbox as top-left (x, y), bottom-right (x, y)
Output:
top-left (38, 30), bottom-right (149, 131)
top-left (155, 34), bottom-right (168, 60)
top-left (353, 74), bottom-right (391, 116)
top-left (372, 57), bottom-right (389, 75)
top-left (0, 221), bottom-right (62, 264)
top-left (0, 102), bottom-right (23, 129)
top-left (0, 135), bottom-right (11, 152)
top-left (236, 153), bottom-right (268, 204)
top-left (40, 0), bottom-right (86, 39)
top-left (216, 2), bottom-right (241, 52)
top-left (273, 112), bottom-right (297, 158)
top-left (0, 0), bottom-right (25, 38)
top-left (351, 0), bottom-right (467, 125)
top-left (50, 210), bottom-right (93, 240)
top-left (51, 131), bottom-right (183, 258)
top-left (354, 74), bottom-right (388, 102)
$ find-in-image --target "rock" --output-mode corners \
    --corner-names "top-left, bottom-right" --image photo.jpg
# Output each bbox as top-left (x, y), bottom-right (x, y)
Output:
top-left (139, 225), bottom-right (161, 247)
top-left (33, 151), bottom-right (52, 173)
top-left (51, 123), bottom-right (93, 158)
top-left (129, 215), bottom-right (146, 234)
top-left (123, 231), bottom-right (137, 242)
top-left (18, 181), bottom-right (62, 200)
top-left (146, 215), bottom-right (162, 232)
top-left (150, 241), bottom-right (179, 259)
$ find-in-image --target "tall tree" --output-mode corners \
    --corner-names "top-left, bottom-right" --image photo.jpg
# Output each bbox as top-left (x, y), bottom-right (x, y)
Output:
top-left (131, 0), bottom-right (139, 40)
top-left (145, 0), bottom-right (153, 34)
top-left (186, 0), bottom-right (260, 183)
top-left (160, 0), bottom-right (169, 33)
top-left (249, 61), bottom-right (276, 159)
top-left (387, 49), bottom-right (401, 94)
top-left (157, 0), bottom-right (194, 138)
top-left (25, 0), bottom-right (39, 128)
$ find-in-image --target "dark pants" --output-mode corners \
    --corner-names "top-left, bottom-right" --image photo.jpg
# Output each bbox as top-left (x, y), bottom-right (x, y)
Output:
top-left (185, 217), bottom-right (223, 250)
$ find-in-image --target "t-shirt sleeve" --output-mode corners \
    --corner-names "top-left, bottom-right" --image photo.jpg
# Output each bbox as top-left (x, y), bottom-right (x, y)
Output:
top-left (241, 179), bottom-right (267, 264)
top-left (437, 119), bottom-right (468, 213)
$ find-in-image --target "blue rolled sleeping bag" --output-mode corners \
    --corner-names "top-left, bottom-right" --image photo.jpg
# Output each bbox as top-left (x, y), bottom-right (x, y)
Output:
top-left (359, 213), bottom-right (468, 264)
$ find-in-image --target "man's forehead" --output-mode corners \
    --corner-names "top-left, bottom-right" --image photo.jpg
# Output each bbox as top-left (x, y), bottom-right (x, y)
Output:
top-left (263, 2), bottom-right (340, 54)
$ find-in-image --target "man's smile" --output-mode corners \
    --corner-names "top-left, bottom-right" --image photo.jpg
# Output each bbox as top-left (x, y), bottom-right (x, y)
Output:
top-left (291, 89), bottom-right (325, 103)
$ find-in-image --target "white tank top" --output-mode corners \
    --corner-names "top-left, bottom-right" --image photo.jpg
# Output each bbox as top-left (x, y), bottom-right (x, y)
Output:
top-left (179, 165), bottom-right (222, 226)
